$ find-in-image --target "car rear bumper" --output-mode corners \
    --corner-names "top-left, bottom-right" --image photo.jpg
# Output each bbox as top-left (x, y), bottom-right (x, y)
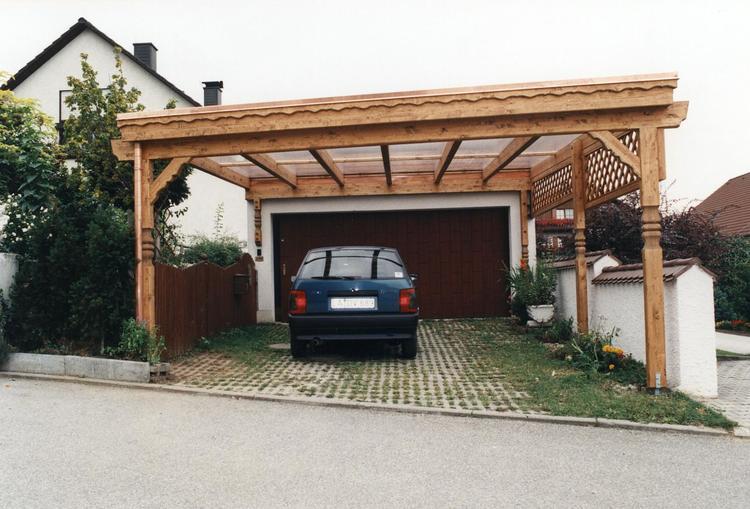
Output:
top-left (288, 313), bottom-right (418, 341)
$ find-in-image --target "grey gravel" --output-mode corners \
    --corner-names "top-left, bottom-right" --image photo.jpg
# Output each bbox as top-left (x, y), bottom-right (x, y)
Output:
top-left (1, 375), bottom-right (749, 509)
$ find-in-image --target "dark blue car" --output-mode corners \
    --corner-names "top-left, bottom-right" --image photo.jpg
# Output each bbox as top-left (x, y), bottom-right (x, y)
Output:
top-left (287, 246), bottom-right (419, 359)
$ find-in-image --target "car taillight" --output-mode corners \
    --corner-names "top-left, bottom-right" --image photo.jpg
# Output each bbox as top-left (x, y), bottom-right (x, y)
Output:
top-left (399, 288), bottom-right (417, 313)
top-left (289, 290), bottom-right (307, 315)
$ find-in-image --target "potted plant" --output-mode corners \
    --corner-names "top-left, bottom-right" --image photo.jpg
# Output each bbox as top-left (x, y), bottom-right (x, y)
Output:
top-left (506, 259), bottom-right (557, 326)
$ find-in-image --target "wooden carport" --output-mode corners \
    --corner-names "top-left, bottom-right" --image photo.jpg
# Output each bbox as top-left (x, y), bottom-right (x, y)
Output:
top-left (112, 73), bottom-right (688, 389)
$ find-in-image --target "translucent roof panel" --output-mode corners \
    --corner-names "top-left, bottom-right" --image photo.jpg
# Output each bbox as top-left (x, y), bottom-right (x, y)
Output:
top-left (389, 142), bottom-right (444, 174)
top-left (210, 134), bottom-right (580, 181)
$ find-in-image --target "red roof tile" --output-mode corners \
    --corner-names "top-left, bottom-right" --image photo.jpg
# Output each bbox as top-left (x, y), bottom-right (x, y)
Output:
top-left (592, 258), bottom-right (716, 285)
top-left (695, 171), bottom-right (750, 237)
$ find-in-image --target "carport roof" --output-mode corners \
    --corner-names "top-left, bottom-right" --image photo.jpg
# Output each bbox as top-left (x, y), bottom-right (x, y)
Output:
top-left (114, 72), bottom-right (687, 210)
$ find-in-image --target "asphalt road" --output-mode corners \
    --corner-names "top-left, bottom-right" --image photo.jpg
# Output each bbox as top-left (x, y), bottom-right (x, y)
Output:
top-left (1, 376), bottom-right (749, 509)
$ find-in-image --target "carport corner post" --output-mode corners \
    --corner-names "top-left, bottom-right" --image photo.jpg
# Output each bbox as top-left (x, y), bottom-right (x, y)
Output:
top-left (639, 127), bottom-right (667, 390)
top-left (134, 143), bottom-right (157, 330)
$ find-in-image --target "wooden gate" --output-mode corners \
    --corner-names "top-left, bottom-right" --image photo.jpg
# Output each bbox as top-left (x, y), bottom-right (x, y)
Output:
top-left (155, 254), bottom-right (257, 358)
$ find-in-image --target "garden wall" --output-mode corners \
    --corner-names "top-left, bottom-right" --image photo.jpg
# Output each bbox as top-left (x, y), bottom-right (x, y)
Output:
top-left (554, 254), bottom-right (718, 398)
top-left (0, 253), bottom-right (18, 297)
top-left (155, 254), bottom-right (257, 358)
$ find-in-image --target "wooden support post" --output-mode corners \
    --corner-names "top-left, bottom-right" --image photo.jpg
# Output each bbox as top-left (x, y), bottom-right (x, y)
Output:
top-left (139, 152), bottom-right (156, 331)
top-left (519, 191), bottom-right (529, 263)
top-left (639, 126), bottom-right (667, 389)
top-left (134, 143), bottom-right (143, 321)
top-left (572, 139), bottom-right (589, 333)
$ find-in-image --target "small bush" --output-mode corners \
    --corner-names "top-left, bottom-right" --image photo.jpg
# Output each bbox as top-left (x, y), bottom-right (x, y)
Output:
top-left (103, 318), bottom-right (165, 364)
top-left (180, 234), bottom-right (244, 267)
top-left (506, 259), bottom-right (556, 307)
top-left (566, 327), bottom-right (642, 379)
top-left (538, 317), bottom-right (573, 343)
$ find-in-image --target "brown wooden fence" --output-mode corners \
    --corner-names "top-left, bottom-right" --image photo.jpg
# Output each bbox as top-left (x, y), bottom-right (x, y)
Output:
top-left (155, 254), bottom-right (257, 358)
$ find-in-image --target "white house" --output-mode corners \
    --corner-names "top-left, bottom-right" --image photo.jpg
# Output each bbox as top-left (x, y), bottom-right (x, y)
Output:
top-left (3, 17), bottom-right (247, 240)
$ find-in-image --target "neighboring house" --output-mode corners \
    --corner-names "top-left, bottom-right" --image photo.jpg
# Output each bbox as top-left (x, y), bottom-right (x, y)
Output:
top-left (535, 207), bottom-right (574, 253)
top-left (695, 171), bottom-right (750, 237)
top-left (2, 17), bottom-right (245, 241)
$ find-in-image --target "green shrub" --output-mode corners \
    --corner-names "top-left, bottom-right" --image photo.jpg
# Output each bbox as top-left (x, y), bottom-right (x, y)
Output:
top-left (506, 259), bottom-right (557, 322)
top-left (103, 318), bottom-right (165, 364)
top-left (181, 234), bottom-right (244, 267)
top-left (713, 236), bottom-right (750, 321)
top-left (538, 317), bottom-right (573, 343)
top-left (4, 178), bottom-right (133, 352)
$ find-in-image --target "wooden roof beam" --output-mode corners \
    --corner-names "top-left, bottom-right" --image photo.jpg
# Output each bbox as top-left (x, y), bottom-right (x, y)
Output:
top-left (381, 145), bottom-right (392, 186)
top-left (434, 141), bottom-right (462, 184)
top-left (588, 130), bottom-right (641, 176)
top-left (149, 157), bottom-right (191, 205)
top-left (482, 136), bottom-right (539, 182)
top-left (241, 153), bottom-right (297, 188)
top-left (190, 157), bottom-right (252, 189)
top-left (309, 149), bottom-right (344, 187)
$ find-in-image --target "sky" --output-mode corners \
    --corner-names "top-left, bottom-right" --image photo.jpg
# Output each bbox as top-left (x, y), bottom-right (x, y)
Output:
top-left (2, 0), bottom-right (749, 203)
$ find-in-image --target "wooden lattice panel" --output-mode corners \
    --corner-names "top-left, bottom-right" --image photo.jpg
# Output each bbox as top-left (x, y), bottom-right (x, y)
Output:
top-left (585, 130), bottom-right (640, 206)
top-left (531, 163), bottom-right (572, 215)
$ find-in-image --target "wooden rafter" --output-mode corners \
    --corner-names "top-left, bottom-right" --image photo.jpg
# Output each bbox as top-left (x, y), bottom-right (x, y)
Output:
top-left (380, 145), bottom-right (392, 186)
top-left (190, 157), bottom-right (251, 189)
top-left (241, 153), bottom-right (297, 188)
top-left (434, 141), bottom-right (461, 183)
top-left (482, 136), bottom-right (539, 182)
top-left (309, 149), bottom-right (344, 187)
top-left (149, 157), bottom-right (191, 205)
top-left (588, 130), bottom-right (641, 176)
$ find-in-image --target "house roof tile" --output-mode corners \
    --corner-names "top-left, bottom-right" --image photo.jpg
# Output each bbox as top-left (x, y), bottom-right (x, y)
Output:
top-left (592, 257), bottom-right (716, 285)
top-left (695, 171), bottom-right (750, 237)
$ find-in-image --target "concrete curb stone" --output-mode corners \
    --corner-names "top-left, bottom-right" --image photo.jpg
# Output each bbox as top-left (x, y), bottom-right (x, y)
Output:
top-left (1, 371), bottom-right (744, 440)
top-left (1, 353), bottom-right (150, 382)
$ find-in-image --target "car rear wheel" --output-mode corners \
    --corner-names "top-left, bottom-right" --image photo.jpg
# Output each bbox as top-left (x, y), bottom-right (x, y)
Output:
top-left (401, 336), bottom-right (417, 359)
top-left (290, 336), bottom-right (308, 358)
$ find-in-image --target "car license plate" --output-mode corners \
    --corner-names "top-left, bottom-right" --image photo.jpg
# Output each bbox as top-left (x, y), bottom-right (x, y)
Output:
top-left (330, 297), bottom-right (376, 310)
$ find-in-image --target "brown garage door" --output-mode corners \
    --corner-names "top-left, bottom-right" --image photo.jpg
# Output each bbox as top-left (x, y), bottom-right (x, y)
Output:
top-left (273, 207), bottom-right (510, 320)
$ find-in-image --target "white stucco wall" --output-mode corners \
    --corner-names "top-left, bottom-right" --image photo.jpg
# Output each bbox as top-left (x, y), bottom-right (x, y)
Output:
top-left (12, 29), bottom-right (196, 123)
top-left (9, 28), bottom-right (246, 241)
top-left (0, 253), bottom-right (19, 299)
top-left (555, 261), bottom-right (718, 397)
top-left (174, 171), bottom-right (249, 240)
top-left (254, 192), bottom-right (528, 322)
top-left (554, 255), bottom-right (620, 328)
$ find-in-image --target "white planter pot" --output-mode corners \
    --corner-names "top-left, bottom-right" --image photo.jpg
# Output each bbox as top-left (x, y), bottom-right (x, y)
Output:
top-left (527, 304), bottom-right (555, 325)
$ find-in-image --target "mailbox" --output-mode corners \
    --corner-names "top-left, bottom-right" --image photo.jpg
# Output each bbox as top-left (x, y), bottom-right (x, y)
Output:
top-left (233, 274), bottom-right (251, 295)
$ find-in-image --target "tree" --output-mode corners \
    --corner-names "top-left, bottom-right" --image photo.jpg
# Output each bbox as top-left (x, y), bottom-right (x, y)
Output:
top-left (1, 50), bottom-right (194, 352)
top-left (0, 72), bottom-right (62, 215)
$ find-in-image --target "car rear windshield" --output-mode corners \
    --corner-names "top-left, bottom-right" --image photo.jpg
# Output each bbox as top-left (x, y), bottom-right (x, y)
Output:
top-left (298, 249), bottom-right (405, 280)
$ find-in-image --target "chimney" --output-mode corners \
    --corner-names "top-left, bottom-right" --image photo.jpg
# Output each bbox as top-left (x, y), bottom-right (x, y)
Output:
top-left (133, 43), bottom-right (158, 71)
top-left (203, 81), bottom-right (223, 106)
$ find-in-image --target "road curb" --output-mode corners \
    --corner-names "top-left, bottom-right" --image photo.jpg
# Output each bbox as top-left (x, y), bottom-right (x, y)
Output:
top-left (2, 371), bottom-right (744, 439)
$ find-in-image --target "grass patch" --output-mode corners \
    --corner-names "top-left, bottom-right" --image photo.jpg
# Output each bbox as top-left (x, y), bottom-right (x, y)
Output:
top-left (716, 349), bottom-right (750, 360)
top-left (473, 320), bottom-right (734, 429)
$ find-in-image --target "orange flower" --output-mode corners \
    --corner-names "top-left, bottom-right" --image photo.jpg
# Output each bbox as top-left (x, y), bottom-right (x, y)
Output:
top-left (608, 364), bottom-right (615, 370)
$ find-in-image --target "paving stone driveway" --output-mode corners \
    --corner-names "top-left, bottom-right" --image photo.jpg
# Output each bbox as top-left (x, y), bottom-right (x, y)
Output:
top-left (167, 320), bottom-right (538, 413)
top-left (705, 361), bottom-right (750, 429)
